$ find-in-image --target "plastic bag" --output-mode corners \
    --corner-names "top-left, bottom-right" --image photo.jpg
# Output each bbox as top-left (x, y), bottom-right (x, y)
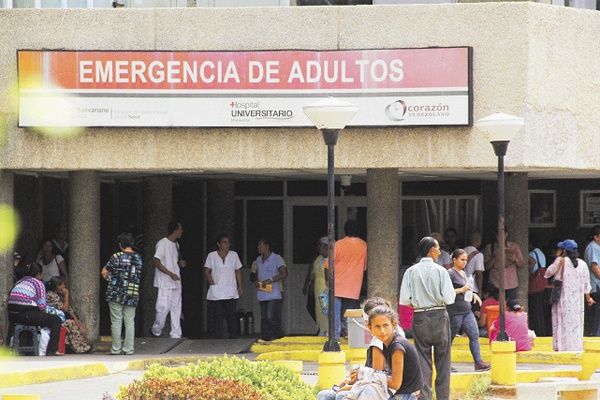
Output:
top-left (38, 328), bottom-right (50, 356)
top-left (318, 289), bottom-right (329, 315)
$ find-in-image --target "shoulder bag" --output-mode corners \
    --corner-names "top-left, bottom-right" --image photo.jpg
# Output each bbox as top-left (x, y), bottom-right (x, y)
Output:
top-left (549, 258), bottom-right (564, 305)
top-left (528, 251), bottom-right (548, 294)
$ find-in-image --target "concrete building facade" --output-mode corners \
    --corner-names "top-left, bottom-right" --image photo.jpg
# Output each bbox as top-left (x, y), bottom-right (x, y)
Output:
top-left (1, 3), bottom-right (600, 340)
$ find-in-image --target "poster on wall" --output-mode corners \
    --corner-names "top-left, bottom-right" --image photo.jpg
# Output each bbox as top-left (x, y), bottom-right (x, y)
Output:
top-left (17, 48), bottom-right (472, 128)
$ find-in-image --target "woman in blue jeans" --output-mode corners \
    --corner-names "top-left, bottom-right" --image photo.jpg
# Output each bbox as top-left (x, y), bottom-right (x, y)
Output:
top-left (447, 249), bottom-right (490, 371)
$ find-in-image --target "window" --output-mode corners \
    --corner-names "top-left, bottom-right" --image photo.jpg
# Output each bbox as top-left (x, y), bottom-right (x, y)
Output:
top-left (580, 190), bottom-right (600, 227)
top-left (529, 190), bottom-right (556, 228)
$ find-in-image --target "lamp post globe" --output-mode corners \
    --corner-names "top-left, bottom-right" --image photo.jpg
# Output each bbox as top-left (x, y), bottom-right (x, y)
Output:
top-left (303, 97), bottom-right (358, 352)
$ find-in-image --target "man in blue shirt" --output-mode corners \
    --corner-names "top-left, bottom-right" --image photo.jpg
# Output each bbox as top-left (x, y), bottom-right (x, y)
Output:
top-left (400, 237), bottom-right (456, 400)
top-left (584, 225), bottom-right (600, 336)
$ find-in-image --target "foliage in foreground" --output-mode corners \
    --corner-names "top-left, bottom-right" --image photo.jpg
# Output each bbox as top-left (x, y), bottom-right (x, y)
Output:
top-left (462, 376), bottom-right (491, 400)
top-left (120, 376), bottom-right (262, 400)
top-left (116, 355), bottom-right (315, 400)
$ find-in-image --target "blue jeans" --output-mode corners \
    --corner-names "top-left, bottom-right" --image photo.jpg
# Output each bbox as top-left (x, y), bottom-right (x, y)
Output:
top-left (392, 394), bottom-right (419, 400)
top-left (316, 389), bottom-right (350, 400)
top-left (449, 311), bottom-right (483, 365)
top-left (334, 297), bottom-right (360, 339)
top-left (259, 299), bottom-right (283, 341)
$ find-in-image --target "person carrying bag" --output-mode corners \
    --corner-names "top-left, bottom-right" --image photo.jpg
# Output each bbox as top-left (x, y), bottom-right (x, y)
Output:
top-left (529, 250), bottom-right (548, 295)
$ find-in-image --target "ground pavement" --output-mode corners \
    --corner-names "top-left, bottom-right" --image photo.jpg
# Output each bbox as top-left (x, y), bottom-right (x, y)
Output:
top-left (0, 336), bottom-right (583, 400)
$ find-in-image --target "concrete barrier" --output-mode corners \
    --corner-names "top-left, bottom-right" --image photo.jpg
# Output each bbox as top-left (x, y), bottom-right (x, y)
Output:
top-left (517, 379), bottom-right (600, 400)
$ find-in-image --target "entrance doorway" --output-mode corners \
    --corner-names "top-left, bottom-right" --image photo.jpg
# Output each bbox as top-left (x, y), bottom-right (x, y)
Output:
top-left (284, 196), bottom-right (366, 334)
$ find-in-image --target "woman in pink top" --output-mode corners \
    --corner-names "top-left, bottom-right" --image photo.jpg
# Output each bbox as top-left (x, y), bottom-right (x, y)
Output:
top-left (490, 298), bottom-right (533, 351)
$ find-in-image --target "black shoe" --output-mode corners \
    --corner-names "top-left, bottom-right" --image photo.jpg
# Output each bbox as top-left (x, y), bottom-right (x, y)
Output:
top-left (474, 362), bottom-right (491, 371)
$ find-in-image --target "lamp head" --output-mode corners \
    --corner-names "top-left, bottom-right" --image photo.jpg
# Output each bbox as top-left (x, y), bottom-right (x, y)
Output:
top-left (303, 97), bottom-right (358, 130)
top-left (474, 113), bottom-right (524, 143)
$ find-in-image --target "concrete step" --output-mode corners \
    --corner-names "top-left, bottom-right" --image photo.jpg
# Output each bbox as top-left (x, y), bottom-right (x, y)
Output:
top-left (250, 336), bottom-right (557, 354)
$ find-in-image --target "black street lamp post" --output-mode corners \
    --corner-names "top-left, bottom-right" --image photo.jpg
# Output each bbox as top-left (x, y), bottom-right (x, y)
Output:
top-left (303, 98), bottom-right (358, 352)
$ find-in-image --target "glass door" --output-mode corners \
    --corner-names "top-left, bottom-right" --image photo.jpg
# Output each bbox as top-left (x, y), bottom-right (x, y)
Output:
top-left (284, 196), bottom-right (366, 335)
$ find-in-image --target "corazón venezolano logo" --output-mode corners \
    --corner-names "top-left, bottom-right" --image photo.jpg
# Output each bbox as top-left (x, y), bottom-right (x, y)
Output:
top-left (385, 99), bottom-right (450, 121)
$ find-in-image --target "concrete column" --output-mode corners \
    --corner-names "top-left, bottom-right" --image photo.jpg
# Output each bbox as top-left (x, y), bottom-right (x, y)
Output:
top-left (68, 171), bottom-right (101, 341)
top-left (207, 181), bottom-right (235, 246)
top-left (0, 170), bottom-right (14, 341)
top-left (141, 176), bottom-right (172, 336)
top-left (505, 172), bottom-right (529, 306)
top-left (366, 169), bottom-right (399, 304)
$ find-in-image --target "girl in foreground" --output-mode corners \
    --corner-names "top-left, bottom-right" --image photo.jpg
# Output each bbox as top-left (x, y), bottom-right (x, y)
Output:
top-left (362, 305), bottom-right (423, 399)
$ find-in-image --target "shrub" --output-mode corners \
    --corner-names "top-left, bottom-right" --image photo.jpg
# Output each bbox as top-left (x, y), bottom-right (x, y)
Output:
top-left (463, 376), bottom-right (491, 400)
top-left (117, 355), bottom-right (315, 400)
top-left (121, 376), bottom-right (262, 400)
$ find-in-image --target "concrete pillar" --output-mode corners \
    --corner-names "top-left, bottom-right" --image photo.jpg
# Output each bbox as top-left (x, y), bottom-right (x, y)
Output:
top-left (505, 172), bottom-right (529, 306)
top-left (207, 181), bottom-right (235, 246)
top-left (141, 176), bottom-right (172, 336)
top-left (68, 171), bottom-right (101, 341)
top-left (366, 169), bottom-right (399, 304)
top-left (0, 170), bottom-right (15, 342)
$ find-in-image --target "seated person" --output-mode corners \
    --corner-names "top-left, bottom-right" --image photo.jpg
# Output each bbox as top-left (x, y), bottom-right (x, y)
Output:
top-left (489, 298), bottom-right (534, 351)
top-left (8, 263), bottom-right (64, 356)
top-left (475, 284), bottom-right (499, 337)
top-left (45, 276), bottom-right (92, 354)
top-left (345, 305), bottom-right (422, 400)
top-left (317, 297), bottom-right (404, 400)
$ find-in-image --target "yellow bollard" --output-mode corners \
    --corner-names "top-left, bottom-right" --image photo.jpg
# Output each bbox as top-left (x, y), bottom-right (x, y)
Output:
top-left (318, 351), bottom-right (346, 390)
top-left (490, 341), bottom-right (516, 386)
top-left (580, 340), bottom-right (600, 381)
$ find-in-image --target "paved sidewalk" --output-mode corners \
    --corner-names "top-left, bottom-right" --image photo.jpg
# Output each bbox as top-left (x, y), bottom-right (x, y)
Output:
top-left (0, 337), bottom-right (584, 399)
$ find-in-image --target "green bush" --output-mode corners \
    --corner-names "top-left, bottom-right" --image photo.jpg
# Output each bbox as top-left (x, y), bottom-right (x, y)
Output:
top-left (117, 355), bottom-right (315, 400)
top-left (121, 376), bottom-right (262, 400)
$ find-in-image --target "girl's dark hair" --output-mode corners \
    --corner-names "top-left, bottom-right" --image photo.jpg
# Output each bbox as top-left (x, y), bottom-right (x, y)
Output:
top-left (366, 305), bottom-right (398, 325)
top-left (451, 248), bottom-right (467, 261)
top-left (46, 276), bottom-right (65, 292)
top-left (361, 297), bottom-right (391, 315)
top-left (564, 249), bottom-right (580, 269)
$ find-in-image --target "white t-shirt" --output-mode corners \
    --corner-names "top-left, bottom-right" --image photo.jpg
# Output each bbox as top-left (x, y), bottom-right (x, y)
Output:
top-left (205, 250), bottom-right (243, 301)
top-left (435, 249), bottom-right (452, 267)
top-left (464, 245), bottom-right (485, 293)
top-left (40, 255), bottom-right (64, 282)
top-left (153, 237), bottom-right (181, 289)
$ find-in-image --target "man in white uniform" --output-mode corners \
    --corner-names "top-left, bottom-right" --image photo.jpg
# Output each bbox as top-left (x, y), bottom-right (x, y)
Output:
top-left (151, 221), bottom-right (186, 338)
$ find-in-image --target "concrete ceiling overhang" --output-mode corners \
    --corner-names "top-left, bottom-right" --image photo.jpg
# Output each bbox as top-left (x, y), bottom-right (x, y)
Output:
top-left (12, 168), bottom-right (600, 182)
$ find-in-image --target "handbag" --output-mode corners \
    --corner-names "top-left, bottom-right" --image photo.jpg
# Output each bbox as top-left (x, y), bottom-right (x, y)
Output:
top-left (549, 258), bottom-right (564, 305)
top-left (549, 280), bottom-right (562, 304)
top-left (528, 251), bottom-right (547, 294)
